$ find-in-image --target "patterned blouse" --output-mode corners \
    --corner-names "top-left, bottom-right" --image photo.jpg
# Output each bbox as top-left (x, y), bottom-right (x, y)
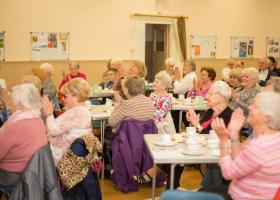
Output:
top-left (229, 84), bottom-right (260, 116)
top-left (150, 93), bottom-right (172, 124)
top-left (46, 105), bottom-right (92, 164)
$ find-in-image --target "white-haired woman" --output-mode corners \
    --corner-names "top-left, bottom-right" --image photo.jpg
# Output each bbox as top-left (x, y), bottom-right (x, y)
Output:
top-left (150, 71), bottom-right (176, 133)
top-left (0, 83), bottom-right (48, 187)
top-left (186, 81), bottom-right (233, 188)
top-left (165, 58), bottom-right (176, 79)
top-left (229, 67), bottom-right (260, 116)
top-left (42, 78), bottom-right (92, 164)
top-left (39, 63), bottom-right (60, 109)
top-left (209, 92), bottom-right (280, 199)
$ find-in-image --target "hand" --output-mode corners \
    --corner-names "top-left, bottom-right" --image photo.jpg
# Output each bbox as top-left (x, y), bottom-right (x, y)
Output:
top-left (186, 108), bottom-right (200, 127)
top-left (228, 108), bottom-right (245, 139)
top-left (211, 118), bottom-right (229, 142)
top-left (114, 91), bottom-right (123, 107)
top-left (174, 68), bottom-right (180, 81)
top-left (42, 95), bottom-right (54, 117)
top-left (194, 79), bottom-right (202, 90)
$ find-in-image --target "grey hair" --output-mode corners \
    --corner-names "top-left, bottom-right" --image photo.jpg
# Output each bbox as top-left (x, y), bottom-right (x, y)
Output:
top-left (39, 63), bottom-right (54, 75)
top-left (165, 58), bottom-right (176, 66)
top-left (211, 81), bottom-right (232, 101)
top-left (255, 91), bottom-right (280, 130)
top-left (184, 60), bottom-right (196, 71)
top-left (242, 67), bottom-right (259, 84)
top-left (11, 83), bottom-right (42, 110)
top-left (155, 71), bottom-right (172, 89)
top-left (69, 61), bottom-right (80, 69)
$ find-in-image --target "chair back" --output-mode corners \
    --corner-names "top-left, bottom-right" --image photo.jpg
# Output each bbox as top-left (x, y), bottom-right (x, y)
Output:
top-left (160, 190), bottom-right (224, 200)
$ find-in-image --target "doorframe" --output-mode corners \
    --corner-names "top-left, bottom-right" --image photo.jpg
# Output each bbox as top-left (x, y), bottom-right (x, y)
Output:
top-left (132, 16), bottom-right (182, 67)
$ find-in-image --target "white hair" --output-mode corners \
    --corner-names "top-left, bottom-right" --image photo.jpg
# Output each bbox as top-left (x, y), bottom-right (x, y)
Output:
top-left (211, 81), bottom-right (232, 101)
top-left (255, 91), bottom-right (280, 130)
top-left (39, 63), bottom-right (54, 75)
top-left (242, 67), bottom-right (259, 84)
top-left (165, 58), bottom-right (176, 66)
top-left (11, 83), bottom-right (42, 110)
top-left (155, 71), bottom-right (172, 89)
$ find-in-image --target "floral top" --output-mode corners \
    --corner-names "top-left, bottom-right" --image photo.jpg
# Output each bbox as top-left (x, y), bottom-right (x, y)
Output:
top-left (150, 93), bottom-right (172, 124)
top-left (46, 105), bottom-right (92, 164)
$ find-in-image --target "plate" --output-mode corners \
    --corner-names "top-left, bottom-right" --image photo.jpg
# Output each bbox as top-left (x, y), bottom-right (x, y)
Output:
top-left (153, 140), bottom-right (177, 147)
top-left (179, 149), bottom-right (206, 156)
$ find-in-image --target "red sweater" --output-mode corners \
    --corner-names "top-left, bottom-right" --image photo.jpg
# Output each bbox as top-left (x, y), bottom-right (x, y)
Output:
top-left (59, 72), bottom-right (87, 89)
top-left (0, 118), bottom-right (48, 172)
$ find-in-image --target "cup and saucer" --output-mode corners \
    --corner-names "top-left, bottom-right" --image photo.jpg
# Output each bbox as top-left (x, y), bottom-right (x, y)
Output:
top-left (153, 134), bottom-right (177, 147)
top-left (179, 137), bottom-right (205, 156)
top-left (182, 127), bottom-right (197, 138)
top-left (207, 130), bottom-right (220, 149)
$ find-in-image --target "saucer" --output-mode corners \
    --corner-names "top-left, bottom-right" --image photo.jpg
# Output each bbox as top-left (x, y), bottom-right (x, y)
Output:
top-left (153, 140), bottom-right (177, 147)
top-left (181, 132), bottom-right (197, 138)
top-left (179, 149), bottom-right (206, 156)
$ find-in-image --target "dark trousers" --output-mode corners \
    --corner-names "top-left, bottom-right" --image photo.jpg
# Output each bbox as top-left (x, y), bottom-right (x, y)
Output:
top-left (159, 164), bottom-right (184, 189)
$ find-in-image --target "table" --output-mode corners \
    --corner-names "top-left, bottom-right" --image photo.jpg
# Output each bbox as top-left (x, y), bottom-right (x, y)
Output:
top-left (144, 134), bottom-right (218, 200)
top-left (172, 101), bottom-right (208, 133)
top-left (89, 105), bottom-right (113, 179)
top-left (91, 90), bottom-right (114, 98)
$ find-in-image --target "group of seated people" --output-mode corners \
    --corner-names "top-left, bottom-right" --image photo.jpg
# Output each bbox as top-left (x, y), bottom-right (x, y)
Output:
top-left (0, 55), bottom-right (280, 200)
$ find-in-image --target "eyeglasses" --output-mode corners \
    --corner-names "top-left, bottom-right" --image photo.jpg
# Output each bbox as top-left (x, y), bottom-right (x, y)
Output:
top-left (63, 94), bottom-right (72, 99)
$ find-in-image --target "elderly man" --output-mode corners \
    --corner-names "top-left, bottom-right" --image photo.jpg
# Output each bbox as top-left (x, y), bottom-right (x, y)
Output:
top-left (221, 59), bottom-right (235, 83)
top-left (258, 57), bottom-right (277, 86)
top-left (59, 61), bottom-right (86, 89)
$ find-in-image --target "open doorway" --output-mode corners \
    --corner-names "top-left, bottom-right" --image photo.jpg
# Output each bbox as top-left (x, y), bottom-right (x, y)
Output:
top-left (145, 24), bottom-right (169, 82)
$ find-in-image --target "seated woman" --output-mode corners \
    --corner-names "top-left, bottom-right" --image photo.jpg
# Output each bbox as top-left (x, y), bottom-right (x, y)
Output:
top-left (0, 83), bottom-right (48, 188)
top-left (187, 67), bottom-right (216, 98)
top-left (229, 67), bottom-right (260, 116)
top-left (42, 78), bottom-right (92, 164)
top-left (210, 92), bottom-right (280, 200)
top-left (108, 77), bottom-right (161, 189)
top-left (168, 81), bottom-right (233, 189)
top-left (59, 61), bottom-right (86, 90)
top-left (150, 71), bottom-right (175, 134)
top-left (127, 60), bottom-right (148, 79)
top-left (228, 68), bottom-right (242, 93)
top-left (108, 76), bottom-right (154, 132)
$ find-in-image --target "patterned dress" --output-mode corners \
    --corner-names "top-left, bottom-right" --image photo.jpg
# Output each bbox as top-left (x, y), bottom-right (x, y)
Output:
top-left (150, 93), bottom-right (172, 124)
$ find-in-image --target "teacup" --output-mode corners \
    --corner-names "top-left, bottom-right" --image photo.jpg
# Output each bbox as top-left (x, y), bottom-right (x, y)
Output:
top-left (160, 134), bottom-right (171, 144)
top-left (186, 127), bottom-right (196, 135)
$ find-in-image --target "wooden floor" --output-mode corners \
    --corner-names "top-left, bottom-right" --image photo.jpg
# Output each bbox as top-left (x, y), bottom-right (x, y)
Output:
top-left (100, 169), bottom-right (202, 200)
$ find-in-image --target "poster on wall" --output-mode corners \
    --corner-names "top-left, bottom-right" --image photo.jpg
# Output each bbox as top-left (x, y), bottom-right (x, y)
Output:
top-left (30, 32), bottom-right (69, 61)
top-left (266, 37), bottom-right (280, 58)
top-left (191, 35), bottom-right (217, 59)
top-left (231, 36), bottom-right (254, 58)
top-left (0, 31), bottom-right (5, 61)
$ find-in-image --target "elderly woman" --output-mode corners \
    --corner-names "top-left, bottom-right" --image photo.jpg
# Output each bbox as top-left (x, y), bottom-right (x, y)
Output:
top-left (0, 83), bottom-right (48, 187)
top-left (108, 76), bottom-right (154, 132)
top-left (173, 60), bottom-right (197, 95)
top-left (222, 59), bottom-right (235, 83)
top-left (150, 71), bottom-right (175, 133)
top-left (59, 61), bottom-right (86, 89)
top-left (42, 78), bottom-right (92, 164)
top-left (127, 60), bottom-right (147, 79)
top-left (229, 67), bottom-right (260, 116)
top-left (165, 58), bottom-right (176, 79)
top-left (187, 81), bottom-right (233, 188)
top-left (39, 63), bottom-right (59, 108)
top-left (210, 92), bottom-right (280, 200)
top-left (187, 67), bottom-right (216, 98)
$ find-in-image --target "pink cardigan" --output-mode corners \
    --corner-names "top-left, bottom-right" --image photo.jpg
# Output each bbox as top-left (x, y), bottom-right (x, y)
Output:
top-left (219, 133), bottom-right (280, 200)
top-left (0, 118), bottom-right (48, 172)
